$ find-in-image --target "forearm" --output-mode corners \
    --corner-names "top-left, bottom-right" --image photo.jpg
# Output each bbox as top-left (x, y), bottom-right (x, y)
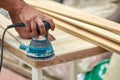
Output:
top-left (0, 0), bottom-right (28, 12)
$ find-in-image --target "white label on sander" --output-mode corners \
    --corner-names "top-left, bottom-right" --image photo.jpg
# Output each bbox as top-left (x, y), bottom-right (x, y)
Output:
top-left (33, 35), bottom-right (46, 41)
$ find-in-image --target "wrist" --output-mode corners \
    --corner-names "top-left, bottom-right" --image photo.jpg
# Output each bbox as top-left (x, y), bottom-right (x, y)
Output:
top-left (1, 0), bottom-right (28, 12)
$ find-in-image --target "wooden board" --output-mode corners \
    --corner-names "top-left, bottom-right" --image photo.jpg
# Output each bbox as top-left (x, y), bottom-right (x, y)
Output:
top-left (35, 8), bottom-right (120, 44)
top-left (0, 14), bottom-right (107, 68)
top-left (53, 18), bottom-right (120, 54)
top-left (25, 0), bottom-right (120, 35)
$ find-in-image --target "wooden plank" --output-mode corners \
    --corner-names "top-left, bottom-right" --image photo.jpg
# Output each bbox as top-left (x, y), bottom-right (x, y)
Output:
top-left (0, 14), bottom-right (107, 68)
top-left (50, 18), bottom-right (120, 54)
top-left (35, 8), bottom-right (120, 44)
top-left (25, 0), bottom-right (120, 35)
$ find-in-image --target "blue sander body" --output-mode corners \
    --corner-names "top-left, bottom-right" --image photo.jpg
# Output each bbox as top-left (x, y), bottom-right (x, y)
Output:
top-left (19, 22), bottom-right (55, 60)
top-left (0, 21), bottom-right (55, 72)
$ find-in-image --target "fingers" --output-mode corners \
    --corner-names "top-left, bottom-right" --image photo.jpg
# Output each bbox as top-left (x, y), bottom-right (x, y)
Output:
top-left (26, 17), bottom-right (46, 39)
top-left (48, 33), bottom-right (56, 41)
top-left (35, 17), bottom-right (46, 36)
top-left (31, 19), bottom-right (39, 39)
top-left (24, 16), bottom-right (55, 39)
top-left (25, 20), bottom-right (31, 33)
top-left (18, 5), bottom-right (55, 39)
top-left (43, 16), bottom-right (55, 31)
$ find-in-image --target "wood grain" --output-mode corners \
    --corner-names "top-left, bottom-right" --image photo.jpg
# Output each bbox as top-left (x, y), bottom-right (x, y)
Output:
top-left (34, 8), bottom-right (120, 44)
top-left (52, 18), bottom-right (120, 54)
top-left (25, 0), bottom-right (120, 35)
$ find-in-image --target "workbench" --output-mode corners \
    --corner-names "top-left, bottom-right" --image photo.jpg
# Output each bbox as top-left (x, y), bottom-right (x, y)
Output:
top-left (0, 14), bottom-right (108, 80)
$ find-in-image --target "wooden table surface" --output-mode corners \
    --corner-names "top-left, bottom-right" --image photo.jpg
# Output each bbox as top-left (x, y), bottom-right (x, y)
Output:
top-left (0, 14), bottom-right (107, 68)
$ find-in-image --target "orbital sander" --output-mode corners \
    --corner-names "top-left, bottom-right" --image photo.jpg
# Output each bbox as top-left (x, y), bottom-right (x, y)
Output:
top-left (0, 21), bottom-right (55, 71)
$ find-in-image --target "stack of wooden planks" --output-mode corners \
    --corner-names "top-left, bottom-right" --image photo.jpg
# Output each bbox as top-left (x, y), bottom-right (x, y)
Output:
top-left (25, 0), bottom-right (120, 54)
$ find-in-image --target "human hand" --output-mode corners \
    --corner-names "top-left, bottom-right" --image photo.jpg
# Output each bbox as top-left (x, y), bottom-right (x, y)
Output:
top-left (9, 8), bottom-right (56, 41)
top-left (1, 0), bottom-right (55, 40)
top-left (17, 5), bottom-right (55, 39)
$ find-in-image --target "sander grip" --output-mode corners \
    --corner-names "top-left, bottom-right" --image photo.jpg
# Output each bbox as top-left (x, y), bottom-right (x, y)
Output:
top-left (36, 21), bottom-right (50, 36)
top-left (7, 21), bottom-right (51, 36)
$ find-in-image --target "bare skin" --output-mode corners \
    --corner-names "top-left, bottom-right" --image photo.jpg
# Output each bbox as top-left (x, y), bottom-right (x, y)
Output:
top-left (0, 0), bottom-right (55, 41)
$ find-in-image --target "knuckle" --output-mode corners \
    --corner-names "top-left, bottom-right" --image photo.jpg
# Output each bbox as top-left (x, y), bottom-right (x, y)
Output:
top-left (39, 23), bottom-right (44, 27)
top-left (47, 18), bottom-right (53, 22)
top-left (32, 31), bottom-right (37, 36)
top-left (31, 26), bottom-right (36, 30)
top-left (26, 28), bottom-right (29, 31)
top-left (25, 19), bottom-right (30, 23)
top-left (34, 34), bottom-right (38, 36)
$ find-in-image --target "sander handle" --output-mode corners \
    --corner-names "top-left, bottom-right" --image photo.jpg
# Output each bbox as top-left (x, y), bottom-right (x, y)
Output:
top-left (7, 21), bottom-right (50, 36)
top-left (36, 21), bottom-right (50, 35)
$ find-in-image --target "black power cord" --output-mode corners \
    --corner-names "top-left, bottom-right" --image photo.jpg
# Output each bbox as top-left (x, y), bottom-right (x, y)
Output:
top-left (0, 23), bottom-right (25, 72)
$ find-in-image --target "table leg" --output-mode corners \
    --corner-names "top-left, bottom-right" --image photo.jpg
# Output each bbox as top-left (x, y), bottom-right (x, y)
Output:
top-left (32, 67), bottom-right (42, 80)
top-left (68, 61), bottom-right (78, 80)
